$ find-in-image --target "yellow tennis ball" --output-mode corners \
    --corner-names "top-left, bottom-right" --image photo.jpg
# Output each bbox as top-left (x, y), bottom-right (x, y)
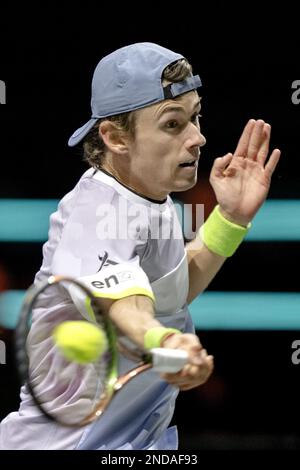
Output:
top-left (52, 321), bottom-right (107, 364)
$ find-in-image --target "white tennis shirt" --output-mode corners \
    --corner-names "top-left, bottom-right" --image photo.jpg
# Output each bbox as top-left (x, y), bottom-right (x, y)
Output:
top-left (0, 168), bottom-right (194, 450)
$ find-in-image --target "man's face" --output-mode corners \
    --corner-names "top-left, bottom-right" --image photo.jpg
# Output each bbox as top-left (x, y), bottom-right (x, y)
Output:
top-left (127, 91), bottom-right (206, 200)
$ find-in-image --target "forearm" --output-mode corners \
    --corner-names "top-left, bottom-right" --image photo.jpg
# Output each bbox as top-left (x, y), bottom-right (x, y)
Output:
top-left (108, 293), bottom-right (214, 390)
top-left (186, 205), bottom-right (251, 303)
top-left (186, 237), bottom-right (226, 304)
top-left (108, 295), bottom-right (162, 349)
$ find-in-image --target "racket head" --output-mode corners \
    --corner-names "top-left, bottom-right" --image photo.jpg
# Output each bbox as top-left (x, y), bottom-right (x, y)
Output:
top-left (15, 275), bottom-right (119, 427)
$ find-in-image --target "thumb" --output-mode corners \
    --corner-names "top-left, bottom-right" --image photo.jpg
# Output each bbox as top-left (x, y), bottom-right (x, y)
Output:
top-left (211, 153), bottom-right (233, 177)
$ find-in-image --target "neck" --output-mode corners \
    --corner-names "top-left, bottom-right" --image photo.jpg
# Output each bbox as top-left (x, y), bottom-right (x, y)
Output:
top-left (101, 159), bottom-right (168, 202)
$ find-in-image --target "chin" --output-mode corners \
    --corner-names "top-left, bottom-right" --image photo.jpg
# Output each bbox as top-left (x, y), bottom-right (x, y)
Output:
top-left (173, 177), bottom-right (198, 193)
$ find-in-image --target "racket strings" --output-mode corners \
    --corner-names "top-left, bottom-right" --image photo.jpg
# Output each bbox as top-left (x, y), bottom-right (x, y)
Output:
top-left (16, 276), bottom-right (153, 426)
top-left (15, 278), bottom-right (112, 426)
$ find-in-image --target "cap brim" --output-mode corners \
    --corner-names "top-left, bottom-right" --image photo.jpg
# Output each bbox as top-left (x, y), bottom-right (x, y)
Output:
top-left (68, 118), bottom-right (99, 147)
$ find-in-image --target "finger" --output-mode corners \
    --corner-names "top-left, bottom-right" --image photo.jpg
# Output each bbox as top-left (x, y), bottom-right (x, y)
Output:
top-left (178, 361), bottom-right (214, 390)
top-left (161, 374), bottom-right (187, 385)
top-left (211, 153), bottom-right (233, 178)
top-left (183, 354), bottom-right (213, 378)
top-left (256, 123), bottom-right (271, 165)
top-left (186, 347), bottom-right (207, 367)
top-left (183, 364), bottom-right (202, 378)
top-left (247, 119), bottom-right (265, 160)
top-left (234, 119), bottom-right (256, 157)
top-left (163, 357), bottom-right (214, 387)
top-left (265, 149), bottom-right (281, 177)
top-left (164, 367), bottom-right (206, 384)
top-left (161, 361), bottom-right (203, 381)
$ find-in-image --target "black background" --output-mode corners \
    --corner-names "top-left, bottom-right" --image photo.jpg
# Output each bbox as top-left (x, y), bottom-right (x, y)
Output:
top-left (0, 2), bottom-right (300, 450)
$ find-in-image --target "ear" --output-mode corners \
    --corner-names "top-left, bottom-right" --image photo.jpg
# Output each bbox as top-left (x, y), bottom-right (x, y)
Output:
top-left (98, 121), bottom-right (130, 156)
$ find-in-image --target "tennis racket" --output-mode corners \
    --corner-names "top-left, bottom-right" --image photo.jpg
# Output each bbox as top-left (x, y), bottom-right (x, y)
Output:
top-left (15, 275), bottom-right (188, 427)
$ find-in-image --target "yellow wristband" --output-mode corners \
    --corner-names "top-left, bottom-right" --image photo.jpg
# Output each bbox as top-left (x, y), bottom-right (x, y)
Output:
top-left (144, 327), bottom-right (181, 350)
top-left (200, 205), bottom-right (251, 257)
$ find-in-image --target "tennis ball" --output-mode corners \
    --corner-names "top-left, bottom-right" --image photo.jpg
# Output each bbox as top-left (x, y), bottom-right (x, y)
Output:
top-left (52, 321), bottom-right (107, 364)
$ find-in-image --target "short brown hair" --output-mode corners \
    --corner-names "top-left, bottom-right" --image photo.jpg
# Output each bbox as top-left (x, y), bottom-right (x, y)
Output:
top-left (83, 58), bottom-right (193, 169)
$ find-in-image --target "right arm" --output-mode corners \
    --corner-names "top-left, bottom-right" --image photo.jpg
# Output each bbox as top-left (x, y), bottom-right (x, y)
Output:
top-left (107, 294), bottom-right (162, 348)
top-left (106, 294), bottom-right (214, 391)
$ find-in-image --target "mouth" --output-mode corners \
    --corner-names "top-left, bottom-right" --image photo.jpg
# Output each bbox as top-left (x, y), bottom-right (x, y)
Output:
top-left (178, 159), bottom-right (198, 168)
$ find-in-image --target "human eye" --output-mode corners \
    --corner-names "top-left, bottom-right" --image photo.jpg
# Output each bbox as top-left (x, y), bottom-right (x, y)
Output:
top-left (165, 119), bottom-right (179, 129)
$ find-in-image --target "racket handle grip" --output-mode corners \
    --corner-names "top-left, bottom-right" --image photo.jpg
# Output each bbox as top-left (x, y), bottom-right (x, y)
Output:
top-left (150, 348), bottom-right (188, 373)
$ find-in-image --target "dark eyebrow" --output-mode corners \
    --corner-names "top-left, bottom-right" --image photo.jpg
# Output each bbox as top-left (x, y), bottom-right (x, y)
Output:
top-left (157, 100), bottom-right (201, 119)
top-left (157, 106), bottom-right (186, 118)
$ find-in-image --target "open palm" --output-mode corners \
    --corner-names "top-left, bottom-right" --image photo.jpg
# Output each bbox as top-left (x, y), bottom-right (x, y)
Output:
top-left (210, 119), bottom-right (281, 226)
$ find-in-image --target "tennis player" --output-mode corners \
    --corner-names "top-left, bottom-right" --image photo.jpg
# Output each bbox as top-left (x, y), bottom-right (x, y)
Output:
top-left (0, 42), bottom-right (280, 449)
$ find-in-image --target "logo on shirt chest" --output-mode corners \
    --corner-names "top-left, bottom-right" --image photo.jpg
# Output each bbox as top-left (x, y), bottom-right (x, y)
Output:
top-left (97, 251), bottom-right (118, 272)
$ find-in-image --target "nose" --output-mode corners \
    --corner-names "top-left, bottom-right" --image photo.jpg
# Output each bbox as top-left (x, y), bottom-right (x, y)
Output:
top-left (185, 124), bottom-right (206, 150)
top-left (199, 131), bottom-right (206, 147)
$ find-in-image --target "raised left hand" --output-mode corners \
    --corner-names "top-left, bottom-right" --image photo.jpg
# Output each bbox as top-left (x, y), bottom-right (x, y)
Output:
top-left (209, 119), bottom-right (281, 226)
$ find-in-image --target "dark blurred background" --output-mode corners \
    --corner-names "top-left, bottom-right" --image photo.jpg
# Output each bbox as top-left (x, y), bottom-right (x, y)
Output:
top-left (0, 2), bottom-right (300, 451)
